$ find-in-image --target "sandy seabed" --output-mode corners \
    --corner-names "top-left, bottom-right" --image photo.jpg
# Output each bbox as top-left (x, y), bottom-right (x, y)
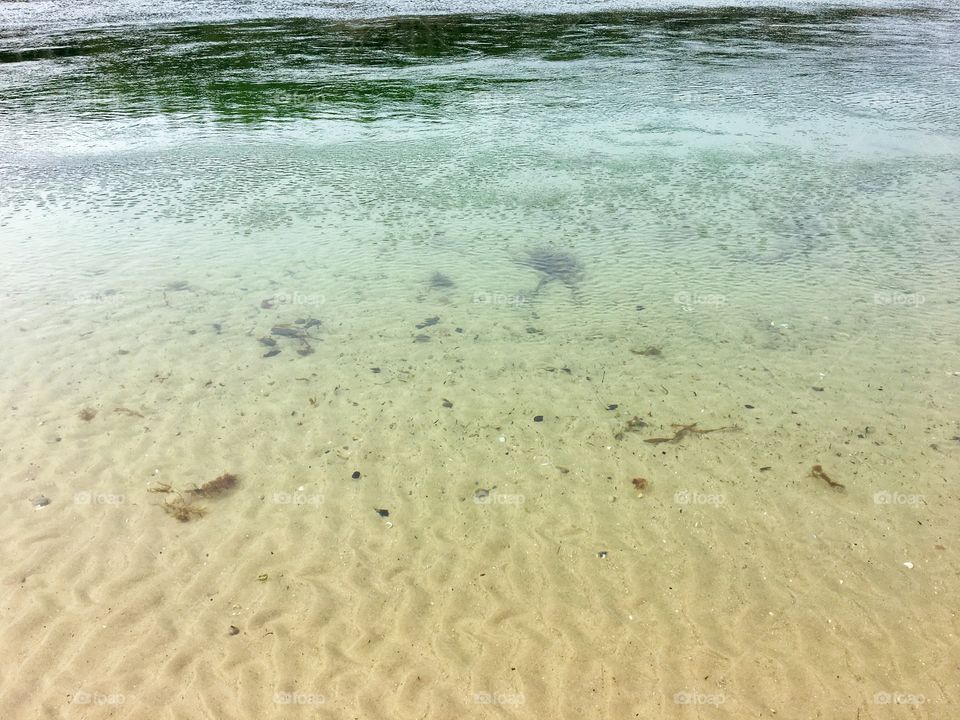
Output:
top-left (1, 247), bottom-right (958, 720)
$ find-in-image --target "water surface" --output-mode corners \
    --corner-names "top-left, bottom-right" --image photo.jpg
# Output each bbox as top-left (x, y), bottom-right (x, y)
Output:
top-left (1, 2), bottom-right (959, 718)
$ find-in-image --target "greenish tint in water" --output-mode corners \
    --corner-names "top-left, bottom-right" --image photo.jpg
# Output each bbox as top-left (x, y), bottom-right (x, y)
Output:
top-left (0, 6), bottom-right (958, 342)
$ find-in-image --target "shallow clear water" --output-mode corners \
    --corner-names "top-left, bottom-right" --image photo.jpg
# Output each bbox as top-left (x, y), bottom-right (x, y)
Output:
top-left (1, 2), bottom-right (959, 717)
top-left (2, 5), bottom-right (959, 326)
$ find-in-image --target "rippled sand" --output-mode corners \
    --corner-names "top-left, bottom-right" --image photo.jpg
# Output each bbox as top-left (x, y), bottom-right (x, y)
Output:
top-left (1, 243), bottom-right (958, 717)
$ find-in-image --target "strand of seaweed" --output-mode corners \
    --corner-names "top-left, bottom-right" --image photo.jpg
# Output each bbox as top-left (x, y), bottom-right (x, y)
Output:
top-left (644, 422), bottom-right (741, 445)
top-left (810, 464), bottom-right (844, 490)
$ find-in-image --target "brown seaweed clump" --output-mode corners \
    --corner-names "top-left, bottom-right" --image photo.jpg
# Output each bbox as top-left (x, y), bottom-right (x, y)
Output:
top-left (614, 415), bottom-right (648, 441)
top-left (148, 483), bottom-right (206, 522)
top-left (79, 407), bottom-right (97, 421)
top-left (162, 497), bottom-right (206, 522)
top-left (148, 473), bottom-right (238, 522)
top-left (190, 473), bottom-right (238, 498)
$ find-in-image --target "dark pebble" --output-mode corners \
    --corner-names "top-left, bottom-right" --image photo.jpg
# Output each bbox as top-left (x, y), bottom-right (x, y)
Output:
top-left (442, 399), bottom-right (453, 408)
top-left (597, 551), bottom-right (608, 559)
top-left (745, 404), bottom-right (755, 409)
top-left (759, 466), bottom-right (772, 472)
top-left (263, 349), bottom-right (281, 358)
top-left (414, 334), bottom-right (430, 343)
top-left (228, 625), bottom-right (240, 636)
top-left (32, 495), bottom-right (50, 508)
top-left (533, 415), bottom-right (544, 422)
top-left (258, 337), bottom-right (277, 346)
top-left (371, 367), bottom-right (381, 373)
top-left (606, 404), bottom-right (618, 411)
top-left (375, 508), bottom-right (389, 517)
top-left (352, 471), bottom-right (361, 479)
top-left (455, 327), bottom-right (464, 333)
top-left (812, 386), bottom-right (825, 392)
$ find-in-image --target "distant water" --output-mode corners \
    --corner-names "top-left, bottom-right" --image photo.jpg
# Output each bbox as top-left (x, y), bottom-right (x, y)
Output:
top-left (0, 0), bottom-right (951, 27)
